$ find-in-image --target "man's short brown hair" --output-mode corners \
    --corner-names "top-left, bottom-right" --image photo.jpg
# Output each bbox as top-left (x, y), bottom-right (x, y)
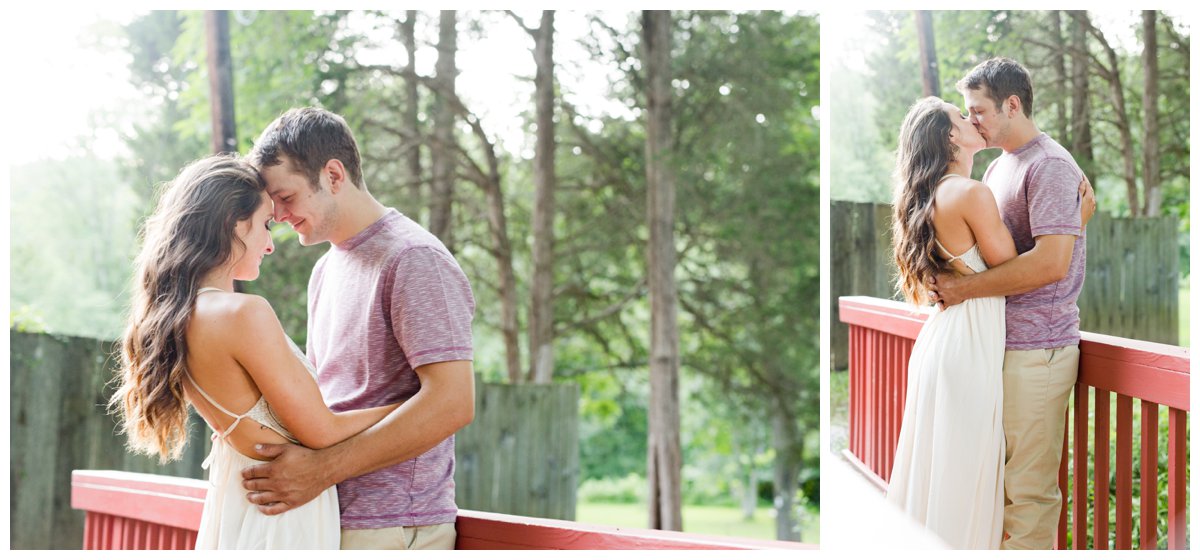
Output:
top-left (249, 107), bottom-right (366, 191)
top-left (956, 57), bottom-right (1034, 118)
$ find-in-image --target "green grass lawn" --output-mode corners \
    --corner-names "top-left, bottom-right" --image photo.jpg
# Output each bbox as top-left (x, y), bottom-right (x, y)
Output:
top-left (575, 501), bottom-right (819, 544)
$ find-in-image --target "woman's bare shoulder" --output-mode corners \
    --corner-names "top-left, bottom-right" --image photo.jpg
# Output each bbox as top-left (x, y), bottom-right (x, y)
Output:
top-left (936, 176), bottom-right (991, 209)
top-left (190, 291), bottom-right (278, 337)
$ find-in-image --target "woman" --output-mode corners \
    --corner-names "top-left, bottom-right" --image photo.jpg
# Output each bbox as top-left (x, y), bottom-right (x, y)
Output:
top-left (111, 154), bottom-right (398, 549)
top-left (884, 97), bottom-right (1016, 549)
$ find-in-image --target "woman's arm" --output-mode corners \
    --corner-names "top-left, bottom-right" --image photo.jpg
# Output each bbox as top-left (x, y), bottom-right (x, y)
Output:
top-left (961, 182), bottom-right (1018, 268)
top-left (226, 295), bottom-right (400, 449)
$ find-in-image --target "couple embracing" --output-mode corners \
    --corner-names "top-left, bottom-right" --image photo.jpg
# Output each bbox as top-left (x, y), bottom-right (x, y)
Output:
top-left (886, 58), bottom-right (1097, 549)
top-left (113, 108), bottom-right (475, 549)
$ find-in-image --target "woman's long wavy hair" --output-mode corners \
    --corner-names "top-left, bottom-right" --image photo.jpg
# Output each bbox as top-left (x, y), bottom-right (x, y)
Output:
top-left (111, 154), bottom-right (265, 461)
top-left (892, 97), bottom-right (959, 306)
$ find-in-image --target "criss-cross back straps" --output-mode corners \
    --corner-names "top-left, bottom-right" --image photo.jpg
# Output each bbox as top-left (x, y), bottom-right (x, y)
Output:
top-left (934, 238), bottom-right (970, 263)
top-left (185, 374), bottom-right (248, 438)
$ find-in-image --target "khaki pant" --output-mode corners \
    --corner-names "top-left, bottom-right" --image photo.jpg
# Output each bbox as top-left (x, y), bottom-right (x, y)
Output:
top-left (341, 522), bottom-right (457, 550)
top-left (1000, 346), bottom-right (1079, 550)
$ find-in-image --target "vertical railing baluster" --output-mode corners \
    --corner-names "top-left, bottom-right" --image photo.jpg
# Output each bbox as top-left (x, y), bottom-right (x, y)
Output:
top-left (1139, 401), bottom-right (1159, 549)
top-left (1116, 395), bottom-right (1133, 549)
top-left (1057, 407), bottom-right (1069, 549)
top-left (1094, 390), bottom-right (1111, 549)
top-left (874, 331), bottom-right (883, 477)
top-left (1166, 408), bottom-right (1186, 550)
top-left (1073, 384), bottom-right (1089, 549)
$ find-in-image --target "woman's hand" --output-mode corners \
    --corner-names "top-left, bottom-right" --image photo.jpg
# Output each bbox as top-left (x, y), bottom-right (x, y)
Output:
top-left (1080, 175), bottom-right (1097, 228)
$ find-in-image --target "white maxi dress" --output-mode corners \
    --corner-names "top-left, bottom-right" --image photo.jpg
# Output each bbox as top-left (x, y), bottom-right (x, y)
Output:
top-left (884, 242), bottom-right (1006, 549)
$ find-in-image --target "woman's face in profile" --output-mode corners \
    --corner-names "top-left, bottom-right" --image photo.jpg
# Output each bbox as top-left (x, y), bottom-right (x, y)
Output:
top-left (229, 191), bottom-right (275, 282)
top-left (942, 102), bottom-right (985, 152)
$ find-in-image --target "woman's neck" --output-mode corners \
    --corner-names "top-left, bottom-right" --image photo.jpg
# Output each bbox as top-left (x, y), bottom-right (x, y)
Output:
top-left (946, 154), bottom-right (974, 178)
top-left (199, 270), bottom-right (236, 292)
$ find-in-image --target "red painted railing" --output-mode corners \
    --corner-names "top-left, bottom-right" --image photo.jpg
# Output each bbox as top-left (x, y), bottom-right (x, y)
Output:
top-left (838, 296), bottom-right (1190, 550)
top-left (70, 470), bottom-right (813, 550)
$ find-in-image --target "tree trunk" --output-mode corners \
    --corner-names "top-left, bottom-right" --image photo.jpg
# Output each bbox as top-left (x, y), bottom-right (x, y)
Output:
top-left (642, 9), bottom-right (683, 533)
top-left (430, 10), bottom-right (458, 248)
top-left (529, 11), bottom-right (558, 384)
top-left (479, 152), bottom-right (521, 387)
top-left (914, 11), bottom-right (939, 97)
top-left (741, 449), bottom-right (758, 521)
top-left (401, 11), bottom-right (423, 215)
top-left (1068, 12), bottom-right (1095, 182)
top-left (205, 11), bottom-right (236, 154)
top-left (1074, 12), bottom-right (1139, 216)
top-left (205, 10), bottom-right (240, 293)
top-left (771, 400), bottom-right (802, 542)
top-left (1142, 10), bottom-right (1162, 217)
top-left (1049, 11), bottom-right (1070, 144)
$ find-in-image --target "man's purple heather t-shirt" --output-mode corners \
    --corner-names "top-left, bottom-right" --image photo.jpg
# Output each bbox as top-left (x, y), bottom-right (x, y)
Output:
top-left (306, 209), bottom-right (475, 529)
top-left (983, 133), bottom-right (1085, 351)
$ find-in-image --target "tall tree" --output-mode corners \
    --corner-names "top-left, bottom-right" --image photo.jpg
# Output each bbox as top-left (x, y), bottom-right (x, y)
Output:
top-left (641, 9), bottom-right (683, 532)
top-left (508, 10), bottom-right (560, 384)
top-left (915, 11), bottom-right (939, 97)
top-left (401, 11), bottom-right (423, 214)
top-left (1048, 11), bottom-right (1070, 143)
top-left (1142, 10), bottom-right (1162, 217)
top-left (205, 10), bottom-right (236, 154)
top-left (1071, 11), bottom-right (1139, 215)
top-left (430, 10), bottom-right (458, 248)
top-left (1068, 11), bottom-right (1096, 182)
top-left (205, 10), bottom-right (240, 292)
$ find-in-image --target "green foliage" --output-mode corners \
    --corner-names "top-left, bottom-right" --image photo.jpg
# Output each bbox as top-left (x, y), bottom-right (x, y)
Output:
top-left (10, 157), bottom-right (140, 340)
top-left (578, 473), bottom-right (647, 504)
top-left (837, 10), bottom-right (1191, 224)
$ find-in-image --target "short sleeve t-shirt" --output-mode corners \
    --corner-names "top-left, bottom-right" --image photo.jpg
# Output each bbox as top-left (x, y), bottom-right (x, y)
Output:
top-left (306, 209), bottom-right (475, 529)
top-left (982, 133), bottom-right (1086, 351)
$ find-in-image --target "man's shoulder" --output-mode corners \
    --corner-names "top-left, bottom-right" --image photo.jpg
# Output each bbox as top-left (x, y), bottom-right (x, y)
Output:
top-left (371, 212), bottom-right (452, 255)
top-left (1027, 134), bottom-right (1081, 169)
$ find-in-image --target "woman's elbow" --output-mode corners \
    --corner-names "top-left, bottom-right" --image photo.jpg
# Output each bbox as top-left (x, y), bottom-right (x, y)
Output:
top-left (294, 427), bottom-right (340, 450)
top-left (454, 398), bottom-right (475, 431)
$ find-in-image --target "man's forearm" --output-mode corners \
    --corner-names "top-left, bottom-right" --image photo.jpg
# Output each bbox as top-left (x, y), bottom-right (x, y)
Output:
top-left (954, 247), bottom-right (1066, 300)
top-left (320, 365), bottom-right (473, 484)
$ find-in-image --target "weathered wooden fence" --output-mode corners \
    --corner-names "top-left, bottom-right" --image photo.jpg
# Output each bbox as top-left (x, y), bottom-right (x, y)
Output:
top-left (10, 330), bottom-right (579, 549)
top-left (830, 201), bottom-right (1181, 369)
top-left (10, 331), bottom-right (209, 550)
top-left (455, 377), bottom-right (579, 521)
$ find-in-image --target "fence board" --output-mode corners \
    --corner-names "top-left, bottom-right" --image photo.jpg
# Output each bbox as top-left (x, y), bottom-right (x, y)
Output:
top-left (454, 378), bottom-right (579, 521)
top-left (831, 202), bottom-right (1181, 369)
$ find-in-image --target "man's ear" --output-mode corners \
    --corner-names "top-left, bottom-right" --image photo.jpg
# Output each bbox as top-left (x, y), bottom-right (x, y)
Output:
top-left (1006, 95), bottom-right (1021, 118)
top-left (324, 159), bottom-right (347, 194)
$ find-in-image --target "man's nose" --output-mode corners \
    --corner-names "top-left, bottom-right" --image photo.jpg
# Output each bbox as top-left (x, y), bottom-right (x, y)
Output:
top-left (273, 203), bottom-right (289, 222)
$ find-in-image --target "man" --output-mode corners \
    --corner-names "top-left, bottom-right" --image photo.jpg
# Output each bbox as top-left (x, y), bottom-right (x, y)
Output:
top-left (931, 57), bottom-right (1095, 550)
top-left (242, 107), bottom-right (475, 550)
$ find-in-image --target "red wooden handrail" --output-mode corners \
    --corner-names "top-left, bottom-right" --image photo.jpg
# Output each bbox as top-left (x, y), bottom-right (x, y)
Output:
top-left (838, 295), bottom-right (1190, 550)
top-left (70, 470), bottom-right (814, 550)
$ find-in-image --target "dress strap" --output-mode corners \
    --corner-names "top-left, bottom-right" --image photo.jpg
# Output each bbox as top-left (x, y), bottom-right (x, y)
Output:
top-left (934, 238), bottom-right (963, 263)
top-left (184, 374), bottom-right (247, 436)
